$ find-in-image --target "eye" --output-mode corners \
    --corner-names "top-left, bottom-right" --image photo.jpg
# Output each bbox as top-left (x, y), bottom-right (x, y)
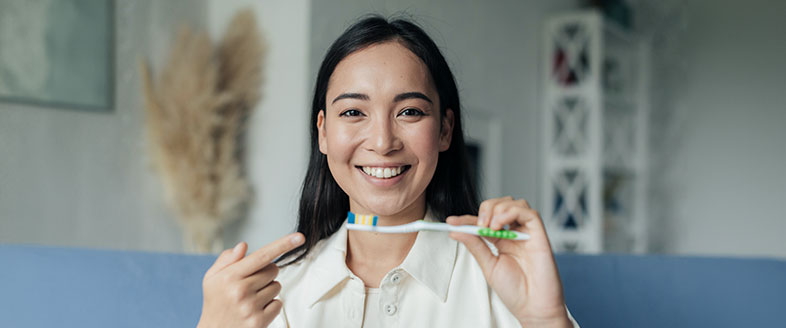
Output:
top-left (340, 109), bottom-right (364, 117)
top-left (399, 108), bottom-right (425, 117)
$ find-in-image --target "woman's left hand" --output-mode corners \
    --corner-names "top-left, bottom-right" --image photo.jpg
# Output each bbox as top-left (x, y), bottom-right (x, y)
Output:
top-left (447, 196), bottom-right (572, 327)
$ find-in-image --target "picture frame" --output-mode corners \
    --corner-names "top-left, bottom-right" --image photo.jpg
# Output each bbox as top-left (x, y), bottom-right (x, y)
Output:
top-left (0, 0), bottom-right (114, 111)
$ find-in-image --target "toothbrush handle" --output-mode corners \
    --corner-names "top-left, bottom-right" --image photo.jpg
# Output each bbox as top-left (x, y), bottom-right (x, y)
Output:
top-left (452, 225), bottom-right (530, 241)
top-left (422, 222), bottom-right (530, 241)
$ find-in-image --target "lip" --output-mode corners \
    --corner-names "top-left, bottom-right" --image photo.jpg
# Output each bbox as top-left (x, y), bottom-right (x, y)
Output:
top-left (356, 164), bottom-right (410, 187)
top-left (355, 162), bottom-right (409, 168)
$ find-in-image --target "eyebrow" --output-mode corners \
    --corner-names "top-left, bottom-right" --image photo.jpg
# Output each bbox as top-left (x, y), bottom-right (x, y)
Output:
top-left (331, 91), bottom-right (433, 104)
top-left (331, 93), bottom-right (369, 104)
top-left (394, 92), bottom-right (433, 104)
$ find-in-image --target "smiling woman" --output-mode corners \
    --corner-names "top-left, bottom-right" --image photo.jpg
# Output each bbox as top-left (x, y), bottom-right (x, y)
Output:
top-left (196, 15), bottom-right (578, 328)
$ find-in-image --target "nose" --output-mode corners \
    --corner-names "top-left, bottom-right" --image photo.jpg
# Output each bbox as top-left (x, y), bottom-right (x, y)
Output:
top-left (366, 116), bottom-right (402, 155)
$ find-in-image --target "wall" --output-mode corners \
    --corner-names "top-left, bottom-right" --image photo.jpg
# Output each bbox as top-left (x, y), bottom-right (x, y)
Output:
top-left (651, 0), bottom-right (786, 258)
top-left (0, 0), bottom-right (312, 253)
top-left (12, 1), bottom-right (778, 259)
top-left (309, 0), bottom-right (580, 207)
top-left (0, 1), bottom-right (206, 252)
top-left (208, 0), bottom-right (311, 252)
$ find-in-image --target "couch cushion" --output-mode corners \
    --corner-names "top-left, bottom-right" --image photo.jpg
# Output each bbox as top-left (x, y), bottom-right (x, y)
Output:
top-left (0, 245), bottom-right (214, 327)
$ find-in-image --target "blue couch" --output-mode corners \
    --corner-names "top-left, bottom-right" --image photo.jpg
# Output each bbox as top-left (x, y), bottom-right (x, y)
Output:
top-left (1, 244), bottom-right (784, 327)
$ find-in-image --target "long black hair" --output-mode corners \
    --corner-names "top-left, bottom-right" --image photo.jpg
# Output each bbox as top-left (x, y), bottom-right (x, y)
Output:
top-left (278, 15), bottom-right (478, 266)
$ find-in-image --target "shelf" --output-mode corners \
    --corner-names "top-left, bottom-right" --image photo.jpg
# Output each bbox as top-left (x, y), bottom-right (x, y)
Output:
top-left (544, 10), bottom-right (649, 254)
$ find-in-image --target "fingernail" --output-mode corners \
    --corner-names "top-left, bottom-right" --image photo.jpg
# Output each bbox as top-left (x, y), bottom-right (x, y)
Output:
top-left (478, 214), bottom-right (487, 226)
top-left (232, 242), bottom-right (243, 254)
top-left (290, 234), bottom-right (304, 245)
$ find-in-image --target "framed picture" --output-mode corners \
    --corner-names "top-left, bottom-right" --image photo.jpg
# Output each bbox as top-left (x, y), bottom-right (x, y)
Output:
top-left (0, 0), bottom-right (114, 111)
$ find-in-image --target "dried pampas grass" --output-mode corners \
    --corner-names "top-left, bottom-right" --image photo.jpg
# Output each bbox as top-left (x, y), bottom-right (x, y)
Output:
top-left (141, 9), bottom-right (266, 253)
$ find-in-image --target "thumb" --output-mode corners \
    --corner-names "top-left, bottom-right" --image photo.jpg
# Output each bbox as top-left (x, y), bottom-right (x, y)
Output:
top-left (205, 242), bottom-right (247, 277)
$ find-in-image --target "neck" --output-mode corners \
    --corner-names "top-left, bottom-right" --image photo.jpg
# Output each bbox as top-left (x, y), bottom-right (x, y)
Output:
top-left (345, 199), bottom-right (426, 287)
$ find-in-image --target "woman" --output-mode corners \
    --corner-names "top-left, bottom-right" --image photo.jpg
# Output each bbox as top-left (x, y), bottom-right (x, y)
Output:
top-left (198, 15), bottom-right (578, 328)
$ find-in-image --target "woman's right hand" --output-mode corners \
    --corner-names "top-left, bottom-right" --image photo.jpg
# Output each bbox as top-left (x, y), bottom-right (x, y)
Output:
top-left (197, 233), bottom-right (305, 328)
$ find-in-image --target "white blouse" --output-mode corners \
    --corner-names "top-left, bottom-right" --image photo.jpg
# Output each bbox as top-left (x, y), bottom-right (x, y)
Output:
top-left (271, 215), bottom-right (579, 327)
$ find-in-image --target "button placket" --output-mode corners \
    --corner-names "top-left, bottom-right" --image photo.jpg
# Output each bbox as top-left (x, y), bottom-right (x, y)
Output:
top-left (379, 269), bottom-right (403, 320)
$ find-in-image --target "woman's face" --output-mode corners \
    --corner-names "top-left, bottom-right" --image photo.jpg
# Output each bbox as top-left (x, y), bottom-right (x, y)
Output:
top-left (318, 41), bottom-right (453, 218)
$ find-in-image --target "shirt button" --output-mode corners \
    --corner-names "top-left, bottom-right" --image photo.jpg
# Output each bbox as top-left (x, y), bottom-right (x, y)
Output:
top-left (385, 304), bottom-right (397, 316)
top-left (390, 273), bottom-right (401, 284)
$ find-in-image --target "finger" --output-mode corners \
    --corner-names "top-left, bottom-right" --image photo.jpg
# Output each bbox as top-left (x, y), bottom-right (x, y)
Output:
top-left (488, 207), bottom-right (550, 251)
top-left (255, 281), bottom-right (283, 307)
top-left (260, 299), bottom-right (284, 326)
top-left (231, 233), bottom-right (305, 277)
top-left (245, 263), bottom-right (279, 291)
top-left (489, 202), bottom-right (519, 230)
top-left (489, 202), bottom-right (541, 231)
top-left (519, 198), bottom-right (532, 209)
top-left (478, 196), bottom-right (513, 226)
top-left (205, 242), bottom-right (247, 277)
top-left (449, 231), bottom-right (497, 277)
top-left (445, 215), bottom-right (477, 226)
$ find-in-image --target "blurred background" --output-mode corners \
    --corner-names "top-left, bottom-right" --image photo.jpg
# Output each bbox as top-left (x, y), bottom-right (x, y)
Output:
top-left (0, 0), bottom-right (783, 259)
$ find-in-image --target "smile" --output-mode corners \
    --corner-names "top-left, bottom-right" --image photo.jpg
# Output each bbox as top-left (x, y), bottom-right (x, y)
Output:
top-left (357, 165), bottom-right (411, 179)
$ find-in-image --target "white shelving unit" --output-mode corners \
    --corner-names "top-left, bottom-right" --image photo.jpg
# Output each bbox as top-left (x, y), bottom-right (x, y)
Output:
top-left (541, 10), bottom-right (650, 253)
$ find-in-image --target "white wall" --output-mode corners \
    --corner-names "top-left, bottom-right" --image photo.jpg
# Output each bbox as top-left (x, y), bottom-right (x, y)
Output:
top-left (309, 0), bottom-right (580, 207)
top-left (13, 1), bottom-right (779, 259)
top-left (0, 0), bottom-right (310, 254)
top-left (0, 1), bottom-right (206, 252)
top-left (208, 0), bottom-right (311, 252)
top-left (652, 0), bottom-right (786, 258)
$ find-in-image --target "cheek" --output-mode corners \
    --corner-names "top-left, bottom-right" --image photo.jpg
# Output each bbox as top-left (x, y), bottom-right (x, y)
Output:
top-left (407, 123), bottom-right (443, 167)
top-left (325, 124), bottom-right (359, 163)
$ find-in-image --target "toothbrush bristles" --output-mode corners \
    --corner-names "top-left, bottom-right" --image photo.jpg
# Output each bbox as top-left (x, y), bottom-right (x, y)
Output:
top-left (347, 211), bottom-right (378, 226)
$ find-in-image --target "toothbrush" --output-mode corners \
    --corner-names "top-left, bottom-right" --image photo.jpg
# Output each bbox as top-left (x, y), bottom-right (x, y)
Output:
top-left (346, 212), bottom-right (530, 240)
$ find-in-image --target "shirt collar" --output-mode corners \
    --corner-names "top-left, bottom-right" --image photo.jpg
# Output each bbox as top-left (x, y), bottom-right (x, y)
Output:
top-left (303, 220), bottom-right (353, 308)
top-left (303, 209), bottom-right (458, 306)
top-left (399, 211), bottom-right (458, 302)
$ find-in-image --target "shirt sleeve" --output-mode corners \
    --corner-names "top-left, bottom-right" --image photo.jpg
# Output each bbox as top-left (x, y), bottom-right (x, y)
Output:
top-left (566, 306), bottom-right (580, 328)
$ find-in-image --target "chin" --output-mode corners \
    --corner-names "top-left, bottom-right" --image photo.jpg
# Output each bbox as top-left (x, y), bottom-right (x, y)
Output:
top-left (357, 197), bottom-right (412, 216)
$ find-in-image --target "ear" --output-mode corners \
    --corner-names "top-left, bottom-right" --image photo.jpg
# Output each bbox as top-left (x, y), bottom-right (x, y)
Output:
top-left (317, 110), bottom-right (328, 155)
top-left (439, 108), bottom-right (454, 152)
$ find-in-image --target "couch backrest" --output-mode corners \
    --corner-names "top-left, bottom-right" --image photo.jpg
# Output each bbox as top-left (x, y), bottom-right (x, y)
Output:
top-left (556, 254), bottom-right (786, 327)
top-left (1, 245), bottom-right (785, 327)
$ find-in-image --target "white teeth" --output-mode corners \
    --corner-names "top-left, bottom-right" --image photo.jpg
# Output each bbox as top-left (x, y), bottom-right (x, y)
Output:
top-left (361, 166), bottom-right (407, 179)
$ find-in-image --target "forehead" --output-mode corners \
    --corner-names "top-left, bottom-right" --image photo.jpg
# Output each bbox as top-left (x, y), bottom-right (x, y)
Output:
top-left (327, 41), bottom-right (435, 99)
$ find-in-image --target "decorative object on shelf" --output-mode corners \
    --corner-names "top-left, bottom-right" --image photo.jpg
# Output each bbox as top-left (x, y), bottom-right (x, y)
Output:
top-left (140, 9), bottom-right (266, 253)
top-left (542, 10), bottom-right (650, 253)
top-left (0, 0), bottom-right (114, 111)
